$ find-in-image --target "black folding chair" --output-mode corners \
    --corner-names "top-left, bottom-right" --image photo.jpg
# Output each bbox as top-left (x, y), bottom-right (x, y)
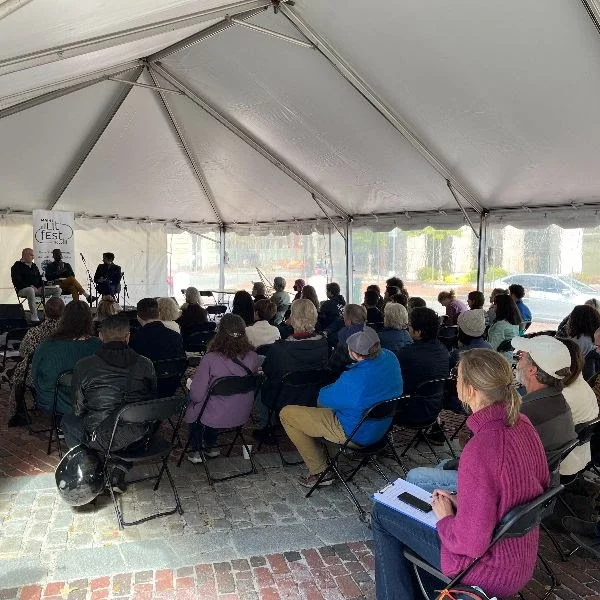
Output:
top-left (1, 326), bottom-right (30, 372)
top-left (496, 338), bottom-right (513, 353)
top-left (258, 368), bottom-right (338, 465)
top-left (206, 305), bottom-right (227, 322)
top-left (392, 378), bottom-right (456, 461)
top-left (13, 289), bottom-right (45, 318)
top-left (404, 485), bottom-right (564, 600)
top-left (29, 370), bottom-right (72, 458)
top-left (184, 329), bottom-right (216, 354)
top-left (305, 398), bottom-right (405, 522)
top-left (438, 326), bottom-right (458, 351)
top-left (153, 356), bottom-right (188, 446)
top-left (255, 344), bottom-right (273, 356)
top-left (177, 374), bottom-right (263, 486)
top-left (103, 395), bottom-right (186, 529)
top-left (583, 416), bottom-right (600, 479)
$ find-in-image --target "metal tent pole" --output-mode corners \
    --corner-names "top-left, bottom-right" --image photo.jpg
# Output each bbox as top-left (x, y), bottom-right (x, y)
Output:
top-left (345, 220), bottom-right (354, 303)
top-left (476, 213), bottom-right (488, 292)
top-left (279, 3), bottom-right (485, 215)
top-left (0, 0), bottom-right (34, 22)
top-left (219, 227), bottom-right (226, 292)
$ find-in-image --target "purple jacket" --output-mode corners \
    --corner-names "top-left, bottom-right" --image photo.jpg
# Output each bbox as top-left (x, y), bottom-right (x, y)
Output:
top-left (184, 351), bottom-right (259, 428)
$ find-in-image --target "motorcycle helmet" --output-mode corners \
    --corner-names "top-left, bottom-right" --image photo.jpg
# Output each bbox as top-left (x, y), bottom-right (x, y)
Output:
top-left (55, 445), bottom-right (104, 506)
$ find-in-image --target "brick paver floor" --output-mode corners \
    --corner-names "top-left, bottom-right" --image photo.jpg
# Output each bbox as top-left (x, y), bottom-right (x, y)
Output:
top-left (2, 387), bottom-right (600, 599)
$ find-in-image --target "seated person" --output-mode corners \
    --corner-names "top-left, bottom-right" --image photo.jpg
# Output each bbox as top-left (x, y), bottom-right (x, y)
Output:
top-left (449, 309), bottom-right (492, 369)
top-left (328, 304), bottom-right (367, 374)
top-left (61, 315), bottom-right (157, 492)
top-left (407, 296), bottom-right (426, 315)
top-left (365, 284), bottom-right (384, 310)
top-left (271, 277), bottom-right (290, 325)
top-left (437, 289), bottom-right (467, 326)
top-left (11, 247), bottom-right (61, 322)
top-left (93, 295), bottom-right (121, 335)
top-left (363, 289), bottom-right (384, 327)
top-left (300, 285), bottom-right (320, 312)
top-left (556, 338), bottom-right (599, 480)
top-left (45, 249), bottom-right (95, 303)
top-left (157, 297), bottom-right (181, 333)
top-left (385, 276), bottom-right (410, 302)
top-left (509, 283), bottom-right (532, 325)
top-left (251, 281), bottom-right (267, 304)
top-left (486, 294), bottom-right (521, 360)
top-left (316, 282), bottom-right (346, 342)
top-left (372, 349), bottom-right (550, 600)
top-left (486, 287), bottom-right (507, 326)
top-left (257, 299), bottom-right (329, 433)
top-left (467, 290), bottom-right (485, 310)
top-left (281, 326), bottom-right (402, 487)
top-left (232, 290), bottom-right (255, 327)
top-left (8, 297), bottom-right (65, 426)
top-left (378, 303), bottom-right (412, 355)
top-left (182, 286), bottom-right (202, 310)
top-left (566, 304), bottom-right (600, 379)
top-left (246, 299), bottom-right (281, 348)
top-left (408, 334), bottom-right (577, 493)
top-left (93, 252), bottom-right (122, 297)
top-left (292, 279), bottom-right (306, 302)
top-left (130, 298), bottom-right (185, 397)
top-left (395, 307), bottom-right (449, 395)
top-left (178, 302), bottom-right (211, 338)
top-left (184, 314), bottom-right (259, 463)
top-left (32, 301), bottom-right (101, 415)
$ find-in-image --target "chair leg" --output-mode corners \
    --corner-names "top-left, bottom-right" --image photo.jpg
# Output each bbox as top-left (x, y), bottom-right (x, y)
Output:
top-left (162, 462), bottom-right (184, 516)
top-left (177, 437), bottom-right (192, 467)
top-left (441, 430), bottom-right (456, 459)
top-left (399, 430), bottom-right (421, 457)
top-left (541, 522), bottom-right (569, 562)
top-left (537, 551), bottom-right (561, 599)
top-left (450, 415), bottom-right (468, 440)
top-left (369, 458), bottom-right (393, 485)
top-left (345, 456), bottom-right (370, 482)
top-left (305, 462), bottom-right (336, 498)
top-left (385, 438), bottom-right (407, 476)
top-left (557, 494), bottom-right (578, 519)
top-left (419, 431), bottom-right (440, 461)
top-left (328, 459), bottom-right (368, 522)
top-left (106, 467), bottom-right (124, 530)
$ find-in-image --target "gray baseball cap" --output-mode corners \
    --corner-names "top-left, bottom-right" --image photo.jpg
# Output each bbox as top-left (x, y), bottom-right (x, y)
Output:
top-left (347, 325), bottom-right (380, 355)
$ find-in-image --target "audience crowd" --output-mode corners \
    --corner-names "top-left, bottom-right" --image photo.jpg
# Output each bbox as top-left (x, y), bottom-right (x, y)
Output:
top-left (8, 264), bottom-right (600, 600)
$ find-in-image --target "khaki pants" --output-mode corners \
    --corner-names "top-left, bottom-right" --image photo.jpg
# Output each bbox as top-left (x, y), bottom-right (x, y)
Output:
top-left (280, 405), bottom-right (350, 475)
top-left (57, 276), bottom-right (86, 301)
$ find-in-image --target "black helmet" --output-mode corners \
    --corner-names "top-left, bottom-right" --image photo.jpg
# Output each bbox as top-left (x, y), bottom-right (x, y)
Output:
top-left (55, 445), bottom-right (104, 506)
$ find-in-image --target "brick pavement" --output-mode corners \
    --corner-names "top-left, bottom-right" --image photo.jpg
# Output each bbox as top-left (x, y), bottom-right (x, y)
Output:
top-left (3, 388), bottom-right (600, 599)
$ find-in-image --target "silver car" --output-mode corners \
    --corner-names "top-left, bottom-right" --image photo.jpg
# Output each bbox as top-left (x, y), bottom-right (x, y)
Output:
top-left (491, 273), bottom-right (599, 324)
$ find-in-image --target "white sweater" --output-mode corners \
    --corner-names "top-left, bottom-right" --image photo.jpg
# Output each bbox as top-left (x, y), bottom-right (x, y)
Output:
top-left (560, 374), bottom-right (599, 476)
top-left (246, 320), bottom-right (281, 348)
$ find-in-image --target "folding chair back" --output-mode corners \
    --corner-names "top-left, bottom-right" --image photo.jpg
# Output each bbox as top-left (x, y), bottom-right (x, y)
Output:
top-left (210, 374), bottom-right (263, 397)
top-left (576, 416), bottom-right (600, 446)
top-left (255, 344), bottom-right (273, 356)
top-left (277, 368), bottom-right (337, 407)
top-left (397, 378), bottom-right (449, 426)
top-left (206, 305), bottom-right (227, 321)
top-left (438, 325), bottom-right (458, 351)
top-left (152, 356), bottom-right (187, 398)
top-left (547, 438), bottom-right (580, 475)
top-left (184, 329), bottom-right (216, 353)
top-left (114, 396), bottom-right (184, 427)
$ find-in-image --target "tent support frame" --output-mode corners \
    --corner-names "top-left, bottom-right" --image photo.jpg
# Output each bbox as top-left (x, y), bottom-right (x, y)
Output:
top-left (229, 17), bottom-right (315, 49)
top-left (0, 0), bottom-right (34, 22)
top-left (148, 6), bottom-right (268, 62)
top-left (447, 180), bottom-right (479, 239)
top-left (581, 0), bottom-right (600, 35)
top-left (476, 213), bottom-right (488, 292)
top-left (47, 66), bottom-right (145, 210)
top-left (150, 63), bottom-right (350, 221)
top-left (278, 3), bottom-right (485, 215)
top-left (0, 61), bottom-right (142, 120)
top-left (219, 227), bottom-right (226, 291)
top-left (0, 0), bottom-right (270, 77)
top-left (345, 220), bottom-right (354, 303)
top-left (148, 68), bottom-right (223, 226)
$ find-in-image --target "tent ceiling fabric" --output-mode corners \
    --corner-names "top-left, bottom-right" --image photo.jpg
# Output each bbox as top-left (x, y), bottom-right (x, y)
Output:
top-left (0, 1), bottom-right (600, 228)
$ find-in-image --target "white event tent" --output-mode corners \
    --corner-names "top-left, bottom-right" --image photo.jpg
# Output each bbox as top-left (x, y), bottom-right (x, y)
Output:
top-left (2, 0), bottom-right (600, 301)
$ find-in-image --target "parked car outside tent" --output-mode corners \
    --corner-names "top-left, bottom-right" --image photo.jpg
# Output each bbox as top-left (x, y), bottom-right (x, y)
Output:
top-left (491, 273), bottom-right (599, 324)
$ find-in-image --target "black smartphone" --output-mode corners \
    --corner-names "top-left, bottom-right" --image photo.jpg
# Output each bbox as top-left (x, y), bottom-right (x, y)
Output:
top-left (398, 492), bottom-right (433, 513)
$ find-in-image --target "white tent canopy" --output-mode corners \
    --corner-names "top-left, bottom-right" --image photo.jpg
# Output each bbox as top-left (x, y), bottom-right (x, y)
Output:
top-left (2, 0), bottom-right (600, 232)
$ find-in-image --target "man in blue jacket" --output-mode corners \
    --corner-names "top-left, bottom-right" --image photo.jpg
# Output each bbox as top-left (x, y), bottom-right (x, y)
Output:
top-left (280, 326), bottom-right (403, 488)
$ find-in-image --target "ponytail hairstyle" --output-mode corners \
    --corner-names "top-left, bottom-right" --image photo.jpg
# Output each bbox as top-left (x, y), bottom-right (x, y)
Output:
top-left (458, 348), bottom-right (521, 426)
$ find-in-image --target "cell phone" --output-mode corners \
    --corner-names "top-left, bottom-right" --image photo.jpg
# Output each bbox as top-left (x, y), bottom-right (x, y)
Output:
top-left (398, 492), bottom-right (433, 513)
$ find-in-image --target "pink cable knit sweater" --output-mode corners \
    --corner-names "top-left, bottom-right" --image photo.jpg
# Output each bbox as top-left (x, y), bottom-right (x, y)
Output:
top-left (436, 403), bottom-right (550, 598)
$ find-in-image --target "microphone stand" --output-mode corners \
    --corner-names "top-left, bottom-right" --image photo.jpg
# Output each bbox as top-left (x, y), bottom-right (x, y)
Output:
top-left (121, 272), bottom-right (129, 311)
top-left (79, 253), bottom-right (95, 305)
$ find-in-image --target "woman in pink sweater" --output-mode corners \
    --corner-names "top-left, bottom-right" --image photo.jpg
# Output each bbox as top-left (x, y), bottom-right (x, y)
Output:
top-left (372, 349), bottom-right (550, 599)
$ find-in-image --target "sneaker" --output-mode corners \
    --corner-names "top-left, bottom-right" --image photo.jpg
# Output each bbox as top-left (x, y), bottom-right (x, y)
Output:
top-left (298, 472), bottom-right (335, 488)
top-left (187, 451), bottom-right (204, 464)
top-left (202, 447), bottom-right (221, 458)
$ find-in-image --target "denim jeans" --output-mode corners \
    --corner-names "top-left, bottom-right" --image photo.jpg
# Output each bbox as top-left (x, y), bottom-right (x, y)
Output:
top-left (372, 502), bottom-right (442, 600)
top-left (406, 458), bottom-right (458, 493)
top-left (189, 422), bottom-right (219, 451)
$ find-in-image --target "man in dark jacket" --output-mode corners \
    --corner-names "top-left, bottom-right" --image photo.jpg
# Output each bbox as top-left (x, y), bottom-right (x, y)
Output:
top-left (317, 282), bottom-right (346, 344)
top-left (45, 248), bottom-right (95, 303)
top-left (94, 252), bottom-right (122, 297)
top-left (11, 248), bottom-right (61, 321)
top-left (62, 315), bottom-right (157, 491)
top-left (130, 298), bottom-right (185, 396)
top-left (328, 304), bottom-right (367, 374)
